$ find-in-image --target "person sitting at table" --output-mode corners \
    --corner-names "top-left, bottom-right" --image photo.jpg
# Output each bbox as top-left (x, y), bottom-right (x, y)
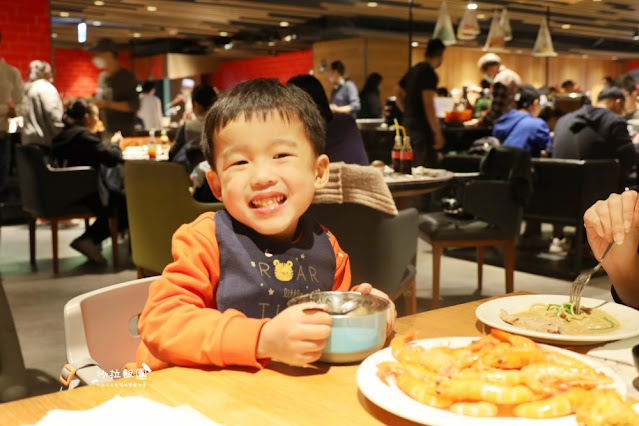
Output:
top-left (287, 74), bottom-right (369, 166)
top-left (135, 79), bottom-right (395, 371)
top-left (51, 100), bottom-right (127, 264)
top-left (169, 83), bottom-right (217, 173)
top-left (583, 190), bottom-right (639, 309)
top-left (492, 84), bottom-right (550, 158)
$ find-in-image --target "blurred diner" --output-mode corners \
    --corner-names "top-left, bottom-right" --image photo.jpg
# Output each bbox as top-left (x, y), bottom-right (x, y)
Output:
top-left (90, 38), bottom-right (139, 142)
top-left (51, 100), bottom-right (127, 264)
top-left (288, 73), bottom-right (369, 166)
top-left (21, 60), bottom-right (63, 149)
top-left (137, 81), bottom-right (163, 131)
top-left (329, 60), bottom-right (361, 118)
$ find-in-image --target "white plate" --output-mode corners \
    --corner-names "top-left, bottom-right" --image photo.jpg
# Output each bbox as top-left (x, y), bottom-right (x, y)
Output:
top-left (475, 295), bottom-right (639, 345)
top-left (357, 337), bottom-right (626, 426)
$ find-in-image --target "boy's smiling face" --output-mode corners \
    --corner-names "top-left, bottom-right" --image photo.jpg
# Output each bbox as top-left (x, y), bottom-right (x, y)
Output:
top-left (206, 112), bottom-right (329, 241)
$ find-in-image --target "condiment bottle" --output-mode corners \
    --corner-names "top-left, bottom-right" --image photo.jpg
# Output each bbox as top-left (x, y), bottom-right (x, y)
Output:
top-left (391, 134), bottom-right (402, 172)
top-left (399, 135), bottom-right (413, 175)
top-left (148, 129), bottom-right (157, 159)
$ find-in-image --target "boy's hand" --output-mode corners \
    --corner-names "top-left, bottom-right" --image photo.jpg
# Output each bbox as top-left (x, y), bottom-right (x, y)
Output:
top-left (257, 303), bottom-right (332, 366)
top-left (356, 283), bottom-right (396, 336)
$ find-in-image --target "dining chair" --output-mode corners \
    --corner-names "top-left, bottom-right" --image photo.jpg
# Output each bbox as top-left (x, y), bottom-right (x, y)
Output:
top-left (308, 203), bottom-right (419, 316)
top-left (419, 146), bottom-right (532, 309)
top-left (124, 160), bottom-right (224, 278)
top-left (60, 276), bottom-right (157, 389)
top-left (15, 145), bottom-right (119, 274)
top-left (0, 278), bottom-right (29, 402)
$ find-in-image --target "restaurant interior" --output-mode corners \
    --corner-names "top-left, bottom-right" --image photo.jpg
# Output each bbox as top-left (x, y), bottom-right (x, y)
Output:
top-left (2, 0), bottom-right (639, 424)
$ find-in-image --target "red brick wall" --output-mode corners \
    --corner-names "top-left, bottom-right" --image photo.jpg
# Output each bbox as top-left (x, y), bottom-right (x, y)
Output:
top-left (0, 0), bottom-right (51, 80)
top-left (211, 50), bottom-right (312, 91)
top-left (53, 49), bottom-right (134, 99)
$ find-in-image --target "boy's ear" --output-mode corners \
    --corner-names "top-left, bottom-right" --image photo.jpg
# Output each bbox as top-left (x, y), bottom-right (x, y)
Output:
top-left (314, 154), bottom-right (330, 189)
top-left (206, 169), bottom-right (223, 201)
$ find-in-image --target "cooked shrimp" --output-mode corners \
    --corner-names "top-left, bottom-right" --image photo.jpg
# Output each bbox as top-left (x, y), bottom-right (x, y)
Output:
top-left (491, 328), bottom-right (537, 349)
top-left (513, 388), bottom-right (586, 419)
top-left (521, 363), bottom-right (613, 394)
top-left (449, 402), bottom-right (499, 417)
top-left (479, 343), bottom-right (547, 369)
top-left (437, 380), bottom-right (535, 405)
top-left (376, 361), bottom-right (437, 384)
top-left (394, 369), bottom-right (453, 409)
top-left (455, 367), bottom-right (524, 386)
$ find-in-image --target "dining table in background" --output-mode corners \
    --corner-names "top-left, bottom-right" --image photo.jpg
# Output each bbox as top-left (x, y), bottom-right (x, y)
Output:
top-left (0, 292), bottom-right (631, 426)
top-left (385, 170), bottom-right (454, 210)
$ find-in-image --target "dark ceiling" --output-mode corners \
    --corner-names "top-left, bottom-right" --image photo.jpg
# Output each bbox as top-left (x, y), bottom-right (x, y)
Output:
top-left (49, 0), bottom-right (639, 59)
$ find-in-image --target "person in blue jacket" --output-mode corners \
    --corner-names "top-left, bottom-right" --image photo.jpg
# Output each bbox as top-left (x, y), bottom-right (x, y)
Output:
top-left (492, 84), bottom-right (551, 157)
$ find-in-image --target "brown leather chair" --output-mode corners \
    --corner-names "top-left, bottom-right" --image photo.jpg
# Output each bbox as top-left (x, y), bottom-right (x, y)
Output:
top-left (15, 145), bottom-right (119, 274)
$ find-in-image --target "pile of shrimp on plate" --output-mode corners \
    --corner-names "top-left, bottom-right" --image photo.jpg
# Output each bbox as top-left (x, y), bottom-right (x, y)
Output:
top-left (377, 329), bottom-right (639, 422)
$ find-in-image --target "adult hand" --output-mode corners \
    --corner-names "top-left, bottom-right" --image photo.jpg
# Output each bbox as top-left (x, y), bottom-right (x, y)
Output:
top-left (94, 99), bottom-right (108, 109)
top-left (329, 104), bottom-right (338, 113)
top-left (356, 283), bottom-right (396, 336)
top-left (256, 303), bottom-right (331, 366)
top-left (584, 190), bottom-right (639, 260)
top-left (433, 132), bottom-right (445, 150)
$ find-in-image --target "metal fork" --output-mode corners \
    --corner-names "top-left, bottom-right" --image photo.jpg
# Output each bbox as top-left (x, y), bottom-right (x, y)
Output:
top-left (569, 241), bottom-right (614, 313)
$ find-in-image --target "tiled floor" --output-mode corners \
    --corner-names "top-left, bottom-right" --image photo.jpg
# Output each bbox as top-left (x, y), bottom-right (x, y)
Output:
top-left (0, 219), bottom-right (614, 399)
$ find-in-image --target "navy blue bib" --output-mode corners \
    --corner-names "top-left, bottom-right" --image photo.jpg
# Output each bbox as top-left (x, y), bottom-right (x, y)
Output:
top-left (215, 210), bottom-right (337, 319)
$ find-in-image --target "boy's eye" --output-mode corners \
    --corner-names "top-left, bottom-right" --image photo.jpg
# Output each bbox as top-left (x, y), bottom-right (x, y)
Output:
top-left (274, 153), bottom-right (292, 159)
top-left (229, 160), bottom-right (248, 167)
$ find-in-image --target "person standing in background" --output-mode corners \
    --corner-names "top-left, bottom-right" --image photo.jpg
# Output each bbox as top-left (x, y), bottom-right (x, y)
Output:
top-left (89, 38), bottom-right (139, 142)
top-left (477, 53), bottom-right (522, 126)
top-left (0, 30), bottom-right (26, 204)
top-left (394, 38), bottom-right (446, 167)
top-left (329, 60), bottom-right (360, 118)
top-left (137, 81), bottom-right (163, 131)
top-left (358, 72), bottom-right (383, 119)
top-left (22, 60), bottom-right (64, 149)
top-left (618, 74), bottom-right (639, 121)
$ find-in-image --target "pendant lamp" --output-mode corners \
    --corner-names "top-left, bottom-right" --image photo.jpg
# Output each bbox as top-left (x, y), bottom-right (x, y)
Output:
top-left (500, 8), bottom-right (512, 42)
top-left (457, 6), bottom-right (480, 40)
top-left (432, 0), bottom-right (456, 45)
top-left (483, 10), bottom-right (505, 51)
top-left (532, 16), bottom-right (558, 56)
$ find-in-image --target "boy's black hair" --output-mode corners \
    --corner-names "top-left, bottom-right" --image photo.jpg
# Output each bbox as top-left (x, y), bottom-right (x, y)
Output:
top-left (287, 74), bottom-right (332, 123)
top-left (141, 81), bottom-right (155, 93)
top-left (201, 78), bottom-right (326, 169)
top-left (330, 60), bottom-right (345, 76)
top-left (192, 84), bottom-right (217, 110)
top-left (425, 39), bottom-right (446, 58)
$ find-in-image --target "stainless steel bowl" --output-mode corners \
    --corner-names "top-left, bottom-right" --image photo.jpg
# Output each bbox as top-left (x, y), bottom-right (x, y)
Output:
top-left (288, 291), bottom-right (389, 363)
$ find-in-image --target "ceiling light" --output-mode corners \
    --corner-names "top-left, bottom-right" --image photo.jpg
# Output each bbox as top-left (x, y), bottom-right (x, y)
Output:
top-left (268, 41), bottom-right (276, 46)
top-left (561, 24), bottom-right (571, 29)
top-left (592, 0), bottom-right (601, 2)
top-left (633, 29), bottom-right (639, 40)
top-left (367, 2), bottom-right (378, 7)
top-left (51, 33), bottom-right (58, 39)
top-left (467, 2), bottom-right (478, 10)
top-left (94, 0), bottom-right (104, 5)
top-left (133, 32), bottom-right (141, 38)
top-left (284, 35), bottom-right (292, 42)
top-left (93, 21), bottom-right (102, 26)
top-left (477, 14), bottom-right (486, 19)
top-left (167, 28), bottom-right (178, 35)
top-left (224, 42), bottom-right (233, 50)
top-left (59, 11), bottom-right (70, 17)
top-left (146, 6), bottom-right (157, 12)
top-left (78, 22), bottom-right (87, 43)
top-left (219, 31), bottom-right (228, 37)
top-left (411, 41), bottom-right (419, 47)
top-left (280, 21), bottom-right (289, 27)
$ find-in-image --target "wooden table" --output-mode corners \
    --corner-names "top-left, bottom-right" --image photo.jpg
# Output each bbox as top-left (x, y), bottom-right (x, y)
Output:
top-left (385, 171), bottom-right (454, 210)
top-left (0, 293), bottom-right (599, 426)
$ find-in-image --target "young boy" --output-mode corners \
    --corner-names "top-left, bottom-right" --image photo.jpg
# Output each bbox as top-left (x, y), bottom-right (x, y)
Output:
top-left (136, 79), bottom-right (395, 371)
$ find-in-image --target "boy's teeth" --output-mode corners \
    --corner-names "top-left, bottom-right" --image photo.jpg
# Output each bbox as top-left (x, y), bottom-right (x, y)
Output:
top-left (252, 196), bottom-right (284, 208)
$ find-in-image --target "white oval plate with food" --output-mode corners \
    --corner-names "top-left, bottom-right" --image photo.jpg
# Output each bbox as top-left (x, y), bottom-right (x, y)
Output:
top-left (357, 336), bottom-right (625, 426)
top-left (475, 295), bottom-right (639, 345)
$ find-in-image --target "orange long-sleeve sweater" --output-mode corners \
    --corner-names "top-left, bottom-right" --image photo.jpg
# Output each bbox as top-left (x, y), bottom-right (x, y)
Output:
top-left (135, 212), bottom-right (351, 371)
